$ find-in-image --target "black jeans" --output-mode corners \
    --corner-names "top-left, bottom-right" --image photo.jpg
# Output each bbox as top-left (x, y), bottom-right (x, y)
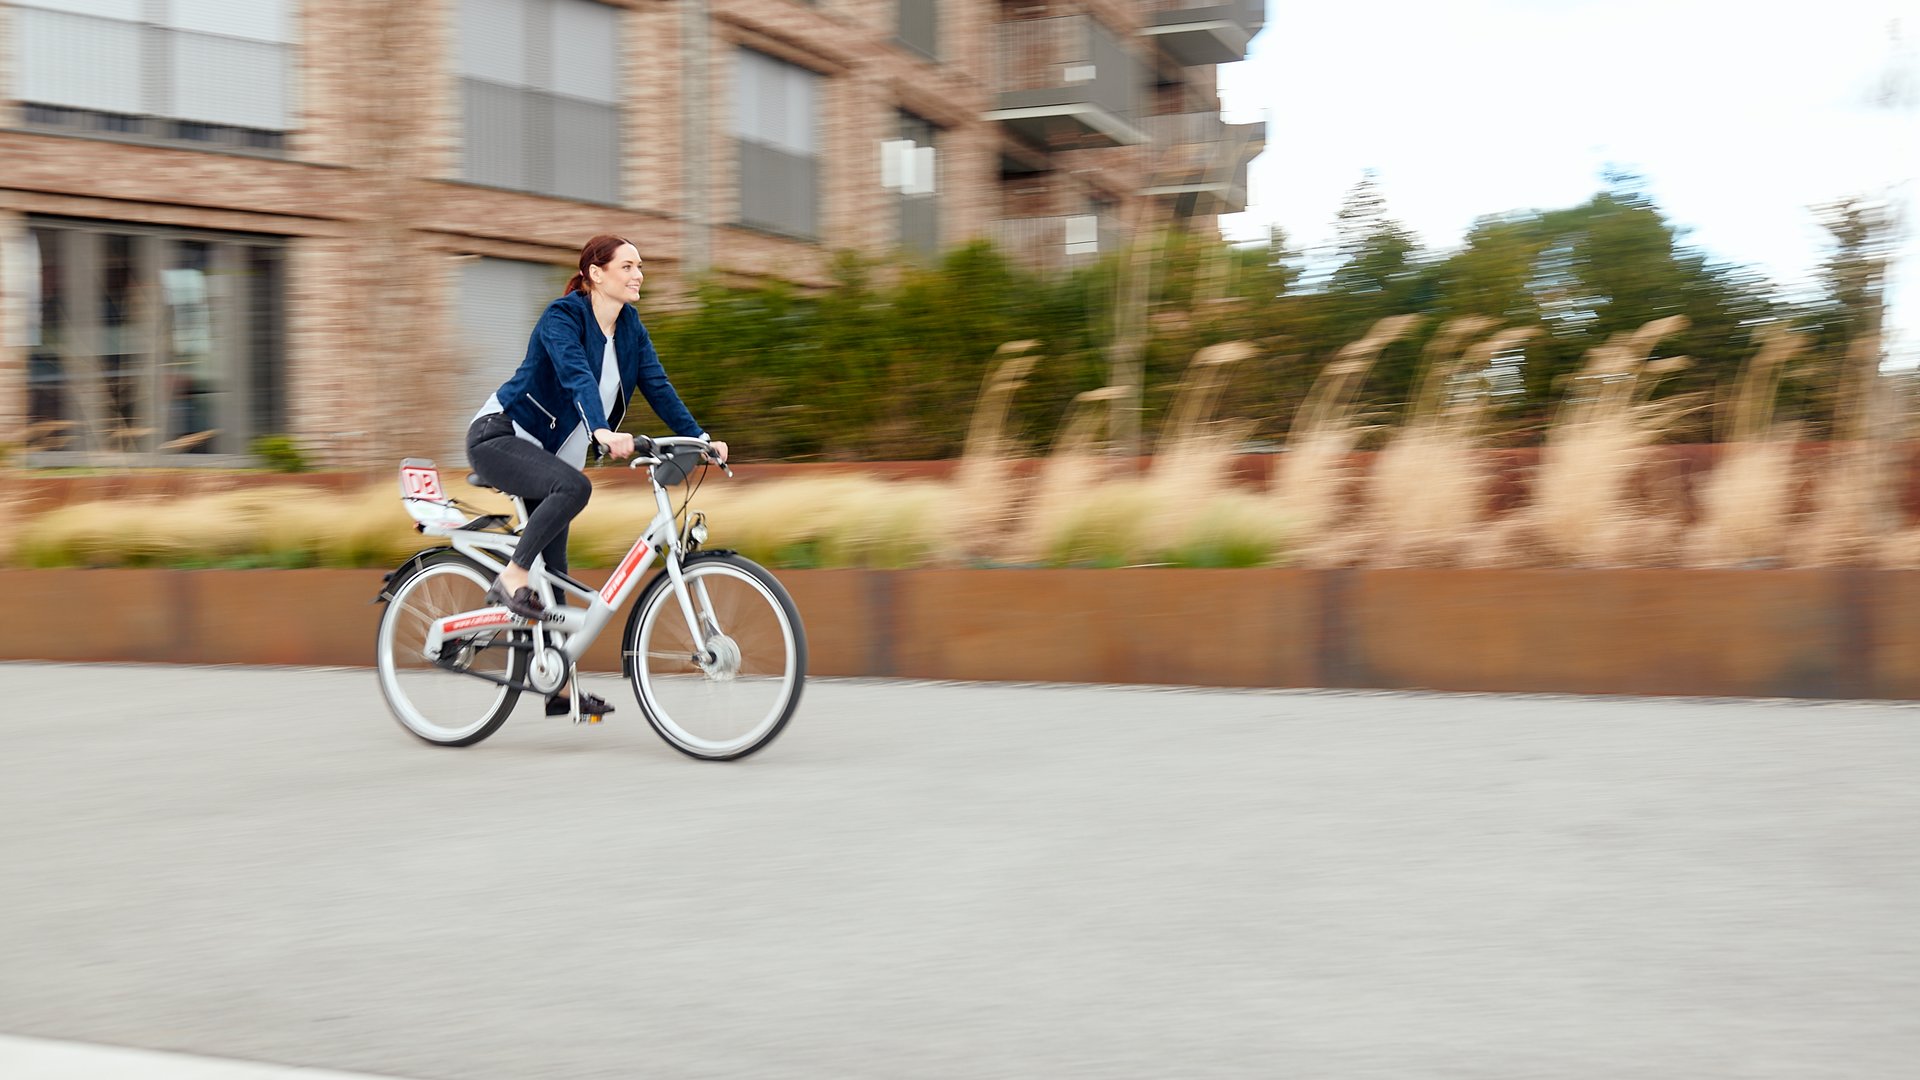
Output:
top-left (465, 413), bottom-right (591, 578)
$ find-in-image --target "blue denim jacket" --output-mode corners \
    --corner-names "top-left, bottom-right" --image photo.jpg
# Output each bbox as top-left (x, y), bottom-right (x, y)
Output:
top-left (491, 290), bottom-right (702, 453)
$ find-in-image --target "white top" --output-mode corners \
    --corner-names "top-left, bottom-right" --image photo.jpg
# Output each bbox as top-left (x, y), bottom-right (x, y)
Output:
top-left (475, 337), bottom-right (622, 470)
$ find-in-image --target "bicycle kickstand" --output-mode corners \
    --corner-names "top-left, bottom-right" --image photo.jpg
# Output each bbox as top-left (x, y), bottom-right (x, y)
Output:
top-left (568, 661), bottom-right (603, 726)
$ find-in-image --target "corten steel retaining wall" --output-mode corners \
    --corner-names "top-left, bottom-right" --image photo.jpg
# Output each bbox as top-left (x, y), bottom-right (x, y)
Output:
top-left (4, 568), bottom-right (1917, 700)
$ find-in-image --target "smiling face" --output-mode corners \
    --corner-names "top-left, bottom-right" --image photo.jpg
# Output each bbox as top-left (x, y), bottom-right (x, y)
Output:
top-left (589, 243), bottom-right (644, 303)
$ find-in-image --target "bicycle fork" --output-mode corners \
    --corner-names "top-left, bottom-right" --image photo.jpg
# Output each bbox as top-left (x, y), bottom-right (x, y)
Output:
top-left (664, 556), bottom-right (727, 669)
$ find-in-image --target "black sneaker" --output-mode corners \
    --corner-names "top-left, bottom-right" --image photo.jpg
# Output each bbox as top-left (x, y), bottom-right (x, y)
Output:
top-left (484, 580), bottom-right (548, 621)
top-left (547, 692), bottom-right (616, 719)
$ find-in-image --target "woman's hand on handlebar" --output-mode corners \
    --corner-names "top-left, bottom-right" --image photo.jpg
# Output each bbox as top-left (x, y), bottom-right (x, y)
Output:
top-left (593, 429), bottom-right (635, 459)
top-left (708, 439), bottom-right (729, 465)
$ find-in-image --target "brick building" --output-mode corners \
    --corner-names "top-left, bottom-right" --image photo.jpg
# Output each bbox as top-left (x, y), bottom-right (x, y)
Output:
top-left (0, 0), bottom-right (1263, 468)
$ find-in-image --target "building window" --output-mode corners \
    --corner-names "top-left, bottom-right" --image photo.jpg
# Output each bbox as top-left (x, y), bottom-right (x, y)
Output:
top-left (12, 0), bottom-right (296, 152)
top-left (22, 219), bottom-right (285, 462)
top-left (883, 113), bottom-right (939, 258)
top-left (897, 0), bottom-right (936, 60)
top-left (734, 49), bottom-right (821, 240)
top-left (457, 0), bottom-right (622, 204)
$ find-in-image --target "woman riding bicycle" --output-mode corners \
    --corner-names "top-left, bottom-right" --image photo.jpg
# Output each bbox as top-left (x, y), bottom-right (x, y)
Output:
top-left (466, 234), bottom-right (726, 716)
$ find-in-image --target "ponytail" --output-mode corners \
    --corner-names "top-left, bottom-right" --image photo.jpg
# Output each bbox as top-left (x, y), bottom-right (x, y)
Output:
top-left (569, 234), bottom-right (633, 296)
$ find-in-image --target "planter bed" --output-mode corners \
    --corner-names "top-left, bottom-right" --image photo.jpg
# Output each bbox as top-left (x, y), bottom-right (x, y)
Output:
top-left (6, 568), bottom-right (1915, 700)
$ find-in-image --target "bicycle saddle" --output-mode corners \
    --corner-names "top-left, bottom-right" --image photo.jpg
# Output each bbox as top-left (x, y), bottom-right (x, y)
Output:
top-left (466, 474), bottom-right (498, 492)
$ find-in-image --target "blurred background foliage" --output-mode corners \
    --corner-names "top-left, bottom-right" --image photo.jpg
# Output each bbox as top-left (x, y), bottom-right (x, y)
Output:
top-left (7, 172), bottom-right (1901, 572)
top-left (646, 174), bottom-right (1897, 461)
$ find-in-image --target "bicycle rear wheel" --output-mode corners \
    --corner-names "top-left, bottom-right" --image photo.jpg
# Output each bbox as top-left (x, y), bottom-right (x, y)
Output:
top-left (376, 554), bottom-right (524, 746)
top-left (625, 553), bottom-right (805, 760)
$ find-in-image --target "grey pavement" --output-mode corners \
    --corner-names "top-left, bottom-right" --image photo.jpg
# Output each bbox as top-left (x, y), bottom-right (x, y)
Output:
top-left (1, 662), bottom-right (1917, 1080)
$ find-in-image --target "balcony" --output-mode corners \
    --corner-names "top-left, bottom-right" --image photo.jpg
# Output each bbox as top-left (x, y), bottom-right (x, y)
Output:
top-left (984, 16), bottom-right (1146, 151)
top-left (987, 213), bottom-right (1127, 274)
top-left (1139, 113), bottom-right (1265, 214)
top-left (1139, 0), bottom-right (1265, 66)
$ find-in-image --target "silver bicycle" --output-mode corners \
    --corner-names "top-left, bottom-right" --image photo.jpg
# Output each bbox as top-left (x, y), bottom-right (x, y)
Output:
top-left (373, 437), bottom-right (805, 759)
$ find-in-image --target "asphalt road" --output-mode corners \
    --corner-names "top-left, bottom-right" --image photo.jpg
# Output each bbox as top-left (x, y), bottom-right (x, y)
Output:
top-left (1, 663), bottom-right (1916, 1080)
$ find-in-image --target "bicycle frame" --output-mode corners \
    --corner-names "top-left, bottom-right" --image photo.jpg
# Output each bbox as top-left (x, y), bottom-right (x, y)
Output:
top-left (406, 444), bottom-right (717, 672)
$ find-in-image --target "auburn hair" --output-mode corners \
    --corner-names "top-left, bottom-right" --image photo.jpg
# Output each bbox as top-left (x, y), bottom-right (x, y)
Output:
top-left (565, 234), bottom-right (635, 295)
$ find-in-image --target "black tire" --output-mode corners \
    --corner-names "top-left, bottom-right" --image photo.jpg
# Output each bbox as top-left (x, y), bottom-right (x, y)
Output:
top-left (375, 550), bottom-right (525, 747)
top-left (622, 552), bottom-right (806, 760)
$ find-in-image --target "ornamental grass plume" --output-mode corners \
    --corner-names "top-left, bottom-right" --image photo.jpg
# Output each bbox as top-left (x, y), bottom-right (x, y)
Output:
top-left (1144, 342), bottom-right (1282, 567)
top-left (948, 341), bottom-right (1043, 562)
top-left (959, 340), bottom-right (1042, 466)
top-left (1150, 341), bottom-right (1257, 489)
top-left (1792, 333), bottom-right (1904, 566)
top-left (1525, 315), bottom-right (1697, 566)
top-left (1024, 468), bottom-right (1283, 569)
top-left (1013, 342), bottom-right (1282, 568)
top-left (0, 485), bottom-right (21, 568)
top-left (11, 483), bottom-right (421, 568)
top-left (1019, 343), bottom-right (1281, 567)
top-left (1017, 386), bottom-right (1130, 564)
top-left (1366, 320), bottom-right (1534, 566)
top-left (566, 341), bottom-right (1047, 570)
top-left (1026, 474), bottom-right (1168, 567)
top-left (579, 343), bottom-right (1053, 571)
top-left (1273, 315), bottom-right (1421, 565)
top-left (260, 482), bottom-right (427, 567)
top-left (1686, 325), bottom-right (1803, 567)
top-left (29, 489), bottom-right (189, 567)
top-left (688, 474), bottom-right (960, 569)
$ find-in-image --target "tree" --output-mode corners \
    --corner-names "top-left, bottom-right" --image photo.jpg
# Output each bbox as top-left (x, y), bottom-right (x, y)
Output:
top-left (1407, 184), bottom-right (1776, 437)
top-left (1328, 172), bottom-right (1423, 300)
top-left (1788, 198), bottom-right (1899, 428)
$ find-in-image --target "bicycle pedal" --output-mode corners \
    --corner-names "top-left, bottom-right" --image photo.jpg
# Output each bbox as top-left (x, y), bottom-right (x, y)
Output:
top-left (583, 713), bottom-right (603, 725)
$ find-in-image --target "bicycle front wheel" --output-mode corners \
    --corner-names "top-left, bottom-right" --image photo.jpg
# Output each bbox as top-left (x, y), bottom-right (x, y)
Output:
top-left (376, 554), bottom-right (524, 746)
top-left (625, 553), bottom-right (806, 760)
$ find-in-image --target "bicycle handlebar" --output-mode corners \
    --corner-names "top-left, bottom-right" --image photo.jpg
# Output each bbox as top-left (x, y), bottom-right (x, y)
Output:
top-left (627, 435), bottom-right (732, 478)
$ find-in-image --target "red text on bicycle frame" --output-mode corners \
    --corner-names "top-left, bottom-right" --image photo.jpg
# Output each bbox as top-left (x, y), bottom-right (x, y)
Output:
top-left (445, 611), bottom-right (513, 634)
top-left (601, 540), bottom-right (653, 603)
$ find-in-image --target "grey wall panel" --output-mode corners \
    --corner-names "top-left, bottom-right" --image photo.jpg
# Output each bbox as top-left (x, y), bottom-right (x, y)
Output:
top-left (14, 0), bottom-right (140, 20)
top-left (739, 142), bottom-right (816, 239)
top-left (550, 97), bottom-right (620, 204)
top-left (550, 0), bottom-right (619, 103)
top-left (14, 8), bottom-right (144, 114)
top-left (459, 0), bottom-right (624, 202)
top-left (898, 0), bottom-right (937, 60)
top-left (168, 0), bottom-right (293, 42)
top-left (458, 0), bottom-right (532, 85)
top-left (1089, 21), bottom-right (1138, 120)
top-left (170, 33), bottom-right (289, 129)
top-left (462, 79), bottom-right (533, 190)
top-left (901, 196), bottom-right (938, 257)
top-left (733, 48), bottom-right (817, 156)
top-left (455, 256), bottom-right (563, 465)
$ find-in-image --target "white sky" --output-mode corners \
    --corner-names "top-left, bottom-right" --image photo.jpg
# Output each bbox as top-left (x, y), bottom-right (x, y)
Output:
top-left (1218, 0), bottom-right (1920, 365)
